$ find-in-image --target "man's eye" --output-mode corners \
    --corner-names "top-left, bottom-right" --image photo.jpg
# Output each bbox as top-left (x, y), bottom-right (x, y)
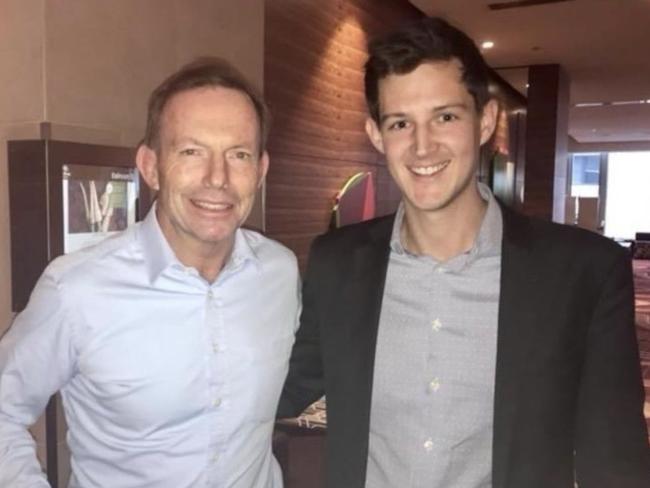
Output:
top-left (388, 120), bottom-right (409, 131)
top-left (438, 113), bottom-right (458, 123)
top-left (179, 148), bottom-right (200, 156)
top-left (230, 151), bottom-right (252, 160)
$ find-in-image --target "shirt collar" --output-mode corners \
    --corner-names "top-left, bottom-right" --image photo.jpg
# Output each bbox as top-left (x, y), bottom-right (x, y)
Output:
top-left (389, 181), bottom-right (503, 263)
top-left (473, 182), bottom-right (503, 258)
top-left (137, 204), bottom-right (261, 284)
top-left (228, 227), bottom-right (262, 273)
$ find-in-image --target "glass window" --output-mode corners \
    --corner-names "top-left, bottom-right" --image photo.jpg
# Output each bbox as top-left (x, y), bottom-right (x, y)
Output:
top-left (571, 153), bottom-right (600, 197)
top-left (604, 151), bottom-right (650, 239)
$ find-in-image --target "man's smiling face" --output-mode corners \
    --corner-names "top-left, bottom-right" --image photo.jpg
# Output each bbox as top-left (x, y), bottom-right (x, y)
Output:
top-left (138, 86), bottom-right (268, 259)
top-left (366, 59), bottom-right (497, 219)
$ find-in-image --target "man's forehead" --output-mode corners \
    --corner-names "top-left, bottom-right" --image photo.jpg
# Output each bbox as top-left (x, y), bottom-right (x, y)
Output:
top-left (376, 59), bottom-right (475, 112)
top-left (158, 88), bottom-right (261, 140)
top-left (379, 58), bottom-right (464, 89)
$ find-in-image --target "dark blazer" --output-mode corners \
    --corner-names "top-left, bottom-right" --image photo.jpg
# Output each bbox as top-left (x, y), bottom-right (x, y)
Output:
top-left (278, 205), bottom-right (650, 488)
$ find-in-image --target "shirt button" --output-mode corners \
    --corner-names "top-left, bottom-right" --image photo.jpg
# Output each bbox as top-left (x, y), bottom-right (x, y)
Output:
top-left (212, 453), bottom-right (219, 463)
top-left (423, 438), bottom-right (434, 452)
top-left (212, 341), bottom-right (220, 353)
top-left (213, 398), bottom-right (222, 408)
top-left (431, 318), bottom-right (442, 331)
top-left (428, 378), bottom-right (441, 393)
top-left (207, 290), bottom-right (214, 299)
top-left (436, 267), bottom-right (447, 274)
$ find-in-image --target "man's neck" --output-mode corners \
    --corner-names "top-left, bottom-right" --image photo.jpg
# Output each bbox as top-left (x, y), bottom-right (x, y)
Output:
top-left (400, 188), bottom-right (487, 262)
top-left (154, 207), bottom-right (236, 283)
top-left (181, 244), bottom-right (232, 283)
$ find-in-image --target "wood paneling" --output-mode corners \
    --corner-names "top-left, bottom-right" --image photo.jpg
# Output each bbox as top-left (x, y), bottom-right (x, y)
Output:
top-left (264, 0), bottom-right (421, 270)
top-left (522, 64), bottom-right (570, 221)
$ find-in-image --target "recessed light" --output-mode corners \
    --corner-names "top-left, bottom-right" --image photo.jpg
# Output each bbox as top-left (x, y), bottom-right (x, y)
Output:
top-left (575, 102), bottom-right (605, 108)
top-left (481, 41), bottom-right (495, 49)
top-left (611, 100), bottom-right (645, 106)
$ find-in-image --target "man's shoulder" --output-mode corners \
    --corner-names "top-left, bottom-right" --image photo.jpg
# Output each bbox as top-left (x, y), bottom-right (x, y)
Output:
top-left (240, 228), bottom-right (299, 268)
top-left (504, 206), bottom-right (627, 263)
top-left (313, 214), bottom-right (395, 251)
top-left (45, 227), bottom-right (139, 283)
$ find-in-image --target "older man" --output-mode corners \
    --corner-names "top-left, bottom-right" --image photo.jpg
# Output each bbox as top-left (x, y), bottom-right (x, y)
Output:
top-left (0, 58), bottom-right (299, 487)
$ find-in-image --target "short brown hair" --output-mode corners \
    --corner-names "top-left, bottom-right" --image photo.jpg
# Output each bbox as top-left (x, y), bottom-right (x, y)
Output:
top-left (365, 17), bottom-right (491, 123)
top-left (142, 57), bottom-right (269, 152)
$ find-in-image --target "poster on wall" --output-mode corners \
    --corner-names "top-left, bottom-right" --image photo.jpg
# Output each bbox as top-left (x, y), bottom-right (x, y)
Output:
top-left (62, 164), bottom-right (138, 253)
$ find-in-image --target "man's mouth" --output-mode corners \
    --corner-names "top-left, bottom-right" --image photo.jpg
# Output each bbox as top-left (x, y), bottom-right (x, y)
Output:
top-left (191, 199), bottom-right (233, 211)
top-left (409, 159), bottom-right (451, 176)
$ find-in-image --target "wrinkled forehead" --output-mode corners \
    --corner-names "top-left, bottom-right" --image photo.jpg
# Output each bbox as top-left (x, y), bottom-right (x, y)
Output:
top-left (156, 87), bottom-right (263, 151)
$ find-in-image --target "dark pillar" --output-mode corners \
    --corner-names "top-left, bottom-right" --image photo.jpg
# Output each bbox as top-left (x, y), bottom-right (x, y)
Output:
top-left (522, 64), bottom-right (570, 222)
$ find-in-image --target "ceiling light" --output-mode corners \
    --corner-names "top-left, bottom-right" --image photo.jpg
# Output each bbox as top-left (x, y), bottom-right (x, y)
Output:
top-left (481, 41), bottom-right (495, 49)
top-left (611, 100), bottom-right (644, 106)
top-left (574, 102), bottom-right (605, 108)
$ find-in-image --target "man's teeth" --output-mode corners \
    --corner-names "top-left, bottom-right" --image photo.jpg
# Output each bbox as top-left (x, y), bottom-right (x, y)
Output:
top-left (411, 160), bottom-right (450, 176)
top-left (193, 200), bottom-right (230, 211)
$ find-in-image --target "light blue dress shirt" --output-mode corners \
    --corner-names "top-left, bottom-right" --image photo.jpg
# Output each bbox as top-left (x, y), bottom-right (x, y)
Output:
top-left (0, 208), bottom-right (301, 487)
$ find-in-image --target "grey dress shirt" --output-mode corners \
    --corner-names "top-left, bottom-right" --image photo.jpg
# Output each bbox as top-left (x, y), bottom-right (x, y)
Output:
top-left (366, 183), bottom-right (503, 488)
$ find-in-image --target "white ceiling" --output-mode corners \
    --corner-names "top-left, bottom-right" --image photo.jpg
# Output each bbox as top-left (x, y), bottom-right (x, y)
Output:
top-left (408, 0), bottom-right (650, 144)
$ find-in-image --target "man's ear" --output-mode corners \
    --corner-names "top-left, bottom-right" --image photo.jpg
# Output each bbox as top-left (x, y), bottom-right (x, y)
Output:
top-left (479, 99), bottom-right (499, 145)
top-left (135, 144), bottom-right (160, 191)
top-left (257, 151), bottom-right (270, 189)
top-left (365, 117), bottom-right (385, 154)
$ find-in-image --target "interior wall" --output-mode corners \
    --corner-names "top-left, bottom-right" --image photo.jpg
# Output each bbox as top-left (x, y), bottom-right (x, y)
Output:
top-left (0, 0), bottom-right (46, 335)
top-left (0, 0), bottom-right (265, 334)
top-left (264, 0), bottom-right (422, 270)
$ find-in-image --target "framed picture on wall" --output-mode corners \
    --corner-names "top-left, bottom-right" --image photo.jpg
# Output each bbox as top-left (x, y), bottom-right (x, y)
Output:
top-left (62, 164), bottom-right (139, 253)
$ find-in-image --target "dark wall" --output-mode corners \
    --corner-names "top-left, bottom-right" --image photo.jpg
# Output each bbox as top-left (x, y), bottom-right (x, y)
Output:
top-left (264, 0), bottom-right (422, 270)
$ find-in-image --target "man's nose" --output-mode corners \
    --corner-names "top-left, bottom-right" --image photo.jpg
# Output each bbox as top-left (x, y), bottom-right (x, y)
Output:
top-left (414, 124), bottom-right (436, 158)
top-left (205, 155), bottom-right (229, 189)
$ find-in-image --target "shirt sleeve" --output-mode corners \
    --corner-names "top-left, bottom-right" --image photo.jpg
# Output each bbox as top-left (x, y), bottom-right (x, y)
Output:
top-left (0, 270), bottom-right (77, 487)
top-left (277, 236), bottom-right (326, 419)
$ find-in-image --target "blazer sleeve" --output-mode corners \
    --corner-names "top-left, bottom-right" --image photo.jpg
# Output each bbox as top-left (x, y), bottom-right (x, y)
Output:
top-left (574, 248), bottom-right (650, 487)
top-left (277, 236), bottom-right (327, 418)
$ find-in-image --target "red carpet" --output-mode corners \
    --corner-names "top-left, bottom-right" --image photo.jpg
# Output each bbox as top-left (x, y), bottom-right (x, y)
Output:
top-left (633, 260), bottom-right (650, 437)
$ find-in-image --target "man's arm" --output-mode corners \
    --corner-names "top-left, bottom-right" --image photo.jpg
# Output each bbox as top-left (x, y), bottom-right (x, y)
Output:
top-left (574, 248), bottom-right (650, 487)
top-left (0, 272), bottom-right (76, 487)
top-left (277, 237), bottom-right (327, 418)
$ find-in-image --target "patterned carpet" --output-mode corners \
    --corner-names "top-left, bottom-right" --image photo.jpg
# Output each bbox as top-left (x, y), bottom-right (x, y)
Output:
top-left (633, 260), bottom-right (650, 436)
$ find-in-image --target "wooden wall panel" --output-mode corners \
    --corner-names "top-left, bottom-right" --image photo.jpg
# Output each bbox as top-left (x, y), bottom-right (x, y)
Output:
top-left (523, 64), bottom-right (570, 222)
top-left (264, 0), bottom-right (422, 270)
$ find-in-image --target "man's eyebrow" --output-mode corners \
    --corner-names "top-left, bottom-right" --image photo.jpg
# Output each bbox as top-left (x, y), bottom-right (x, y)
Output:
top-left (379, 103), bottom-right (472, 124)
top-left (170, 136), bottom-right (205, 148)
top-left (432, 102), bottom-right (470, 112)
top-left (379, 112), bottom-right (407, 124)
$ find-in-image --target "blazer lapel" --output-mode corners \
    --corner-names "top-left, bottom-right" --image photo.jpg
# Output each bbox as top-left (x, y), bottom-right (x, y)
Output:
top-left (492, 206), bottom-right (541, 488)
top-left (338, 216), bottom-right (393, 478)
top-left (344, 215), bottom-right (393, 386)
